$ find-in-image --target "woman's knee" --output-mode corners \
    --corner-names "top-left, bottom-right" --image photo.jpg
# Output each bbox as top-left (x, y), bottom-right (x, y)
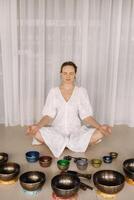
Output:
top-left (90, 129), bottom-right (104, 144)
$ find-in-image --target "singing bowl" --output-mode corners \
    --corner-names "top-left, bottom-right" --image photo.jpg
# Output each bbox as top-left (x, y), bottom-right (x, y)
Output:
top-left (0, 152), bottom-right (8, 165)
top-left (109, 152), bottom-right (118, 159)
top-left (103, 156), bottom-right (113, 164)
top-left (75, 158), bottom-right (88, 170)
top-left (51, 174), bottom-right (80, 198)
top-left (0, 162), bottom-right (20, 181)
top-left (123, 158), bottom-right (134, 180)
top-left (93, 170), bottom-right (125, 194)
top-left (19, 171), bottom-right (46, 191)
top-left (25, 151), bottom-right (40, 163)
top-left (39, 156), bottom-right (52, 168)
top-left (91, 159), bottom-right (102, 168)
top-left (57, 160), bottom-right (70, 171)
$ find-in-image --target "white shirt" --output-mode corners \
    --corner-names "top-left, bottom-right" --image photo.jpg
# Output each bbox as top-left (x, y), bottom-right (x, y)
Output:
top-left (40, 86), bottom-right (95, 157)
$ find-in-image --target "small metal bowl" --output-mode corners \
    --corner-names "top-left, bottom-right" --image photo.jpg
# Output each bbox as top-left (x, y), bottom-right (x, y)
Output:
top-left (25, 151), bottom-right (40, 163)
top-left (19, 171), bottom-right (46, 191)
top-left (51, 173), bottom-right (80, 198)
top-left (75, 158), bottom-right (88, 170)
top-left (103, 155), bottom-right (113, 164)
top-left (109, 152), bottom-right (118, 159)
top-left (91, 159), bottom-right (102, 168)
top-left (0, 162), bottom-right (20, 181)
top-left (57, 160), bottom-right (70, 171)
top-left (0, 152), bottom-right (8, 165)
top-left (123, 158), bottom-right (134, 180)
top-left (93, 170), bottom-right (125, 194)
top-left (39, 156), bottom-right (52, 168)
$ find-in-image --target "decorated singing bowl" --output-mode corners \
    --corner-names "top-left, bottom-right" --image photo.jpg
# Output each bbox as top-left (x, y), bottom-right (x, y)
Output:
top-left (39, 156), bottom-right (52, 168)
top-left (0, 152), bottom-right (8, 165)
top-left (123, 158), bottom-right (134, 180)
top-left (93, 170), bottom-right (125, 194)
top-left (51, 174), bottom-right (80, 198)
top-left (0, 162), bottom-right (20, 181)
top-left (19, 171), bottom-right (46, 191)
top-left (25, 151), bottom-right (40, 163)
top-left (57, 160), bottom-right (70, 171)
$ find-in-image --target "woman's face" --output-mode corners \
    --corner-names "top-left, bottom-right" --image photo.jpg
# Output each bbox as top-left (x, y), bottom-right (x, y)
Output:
top-left (61, 65), bottom-right (76, 85)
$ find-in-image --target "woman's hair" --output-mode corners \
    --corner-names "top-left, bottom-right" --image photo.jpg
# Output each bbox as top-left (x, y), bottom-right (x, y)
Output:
top-left (60, 61), bottom-right (77, 73)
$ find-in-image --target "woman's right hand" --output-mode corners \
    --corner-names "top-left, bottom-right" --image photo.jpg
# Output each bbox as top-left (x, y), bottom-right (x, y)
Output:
top-left (26, 124), bottom-right (39, 136)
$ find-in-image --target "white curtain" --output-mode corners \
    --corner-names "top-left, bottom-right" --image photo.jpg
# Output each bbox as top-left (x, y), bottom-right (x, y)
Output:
top-left (0, 0), bottom-right (134, 126)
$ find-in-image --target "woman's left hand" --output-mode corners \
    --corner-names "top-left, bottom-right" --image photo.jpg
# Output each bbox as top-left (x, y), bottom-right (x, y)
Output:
top-left (98, 124), bottom-right (112, 136)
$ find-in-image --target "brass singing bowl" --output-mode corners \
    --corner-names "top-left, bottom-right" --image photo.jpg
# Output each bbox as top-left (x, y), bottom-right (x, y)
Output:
top-left (39, 156), bottom-right (52, 168)
top-left (93, 170), bottom-right (125, 194)
top-left (0, 152), bottom-right (8, 165)
top-left (109, 152), bottom-right (118, 159)
top-left (19, 171), bottom-right (46, 191)
top-left (123, 158), bottom-right (134, 180)
top-left (0, 162), bottom-right (20, 181)
top-left (91, 159), bottom-right (102, 168)
top-left (51, 174), bottom-right (80, 198)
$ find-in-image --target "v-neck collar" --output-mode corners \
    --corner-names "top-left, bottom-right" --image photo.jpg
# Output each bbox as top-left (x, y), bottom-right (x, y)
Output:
top-left (58, 86), bottom-right (76, 103)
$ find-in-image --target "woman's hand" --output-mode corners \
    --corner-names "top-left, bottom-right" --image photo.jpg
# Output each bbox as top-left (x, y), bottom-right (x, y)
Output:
top-left (97, 124), bottom-right (112, 136)
top-left (26, 124), bottom-right (39, 136)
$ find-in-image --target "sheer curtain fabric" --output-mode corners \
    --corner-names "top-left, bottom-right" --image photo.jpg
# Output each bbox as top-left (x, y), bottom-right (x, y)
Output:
top-left (0, 0), bottom-right (134, 126)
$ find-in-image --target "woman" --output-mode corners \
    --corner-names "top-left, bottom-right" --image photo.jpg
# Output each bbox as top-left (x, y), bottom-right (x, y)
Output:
top-left (27, 61), bottom-right (111, 158)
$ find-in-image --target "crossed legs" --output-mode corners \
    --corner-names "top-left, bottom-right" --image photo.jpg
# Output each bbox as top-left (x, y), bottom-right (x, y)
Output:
top-left (31, 128), bottom-right (104, 146)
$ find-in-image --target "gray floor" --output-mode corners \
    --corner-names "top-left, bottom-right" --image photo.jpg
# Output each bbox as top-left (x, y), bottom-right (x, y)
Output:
top-left (0, 124), bottom-right (134, 200)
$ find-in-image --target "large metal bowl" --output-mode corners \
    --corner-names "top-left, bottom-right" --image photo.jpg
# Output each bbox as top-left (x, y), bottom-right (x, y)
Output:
top-left (93, 170), bottom-right (125, 194)
top-left (19, 171), bottom-right (46, 191)
top-left (0, 152), bottom-right (8, 165)
top-left (51, 174), bottom-right (80, 198)
top-left (0, 162), bottom-right (20, 181)
top-left (123, 158), bottom-right (134, 180)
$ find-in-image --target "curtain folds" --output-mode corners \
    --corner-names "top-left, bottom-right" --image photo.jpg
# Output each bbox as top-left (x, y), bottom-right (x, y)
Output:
top-left (0, 0), bottom-right (134, 127)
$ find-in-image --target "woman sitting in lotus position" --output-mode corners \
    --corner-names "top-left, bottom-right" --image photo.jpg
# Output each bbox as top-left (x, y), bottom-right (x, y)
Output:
top-left (27, 61), bottom-right (112, 158)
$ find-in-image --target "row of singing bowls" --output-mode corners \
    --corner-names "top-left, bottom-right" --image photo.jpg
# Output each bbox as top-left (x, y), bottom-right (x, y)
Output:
top-left (0, 153), bottom-right (8, 165)
top-left (51, 173), bottom-right (80, 198)
top-left (19, 171), bottom-right (46, 191)
top-left (93, 170), bottom-right (125, 194)
top-left (123, 158), bottom-right (134, 180)
top-left (0, 162), bottom-right (20, 181)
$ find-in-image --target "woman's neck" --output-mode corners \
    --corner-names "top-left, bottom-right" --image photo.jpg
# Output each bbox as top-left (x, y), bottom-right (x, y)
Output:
top-left (60, 83), bottom-right (75, 90)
